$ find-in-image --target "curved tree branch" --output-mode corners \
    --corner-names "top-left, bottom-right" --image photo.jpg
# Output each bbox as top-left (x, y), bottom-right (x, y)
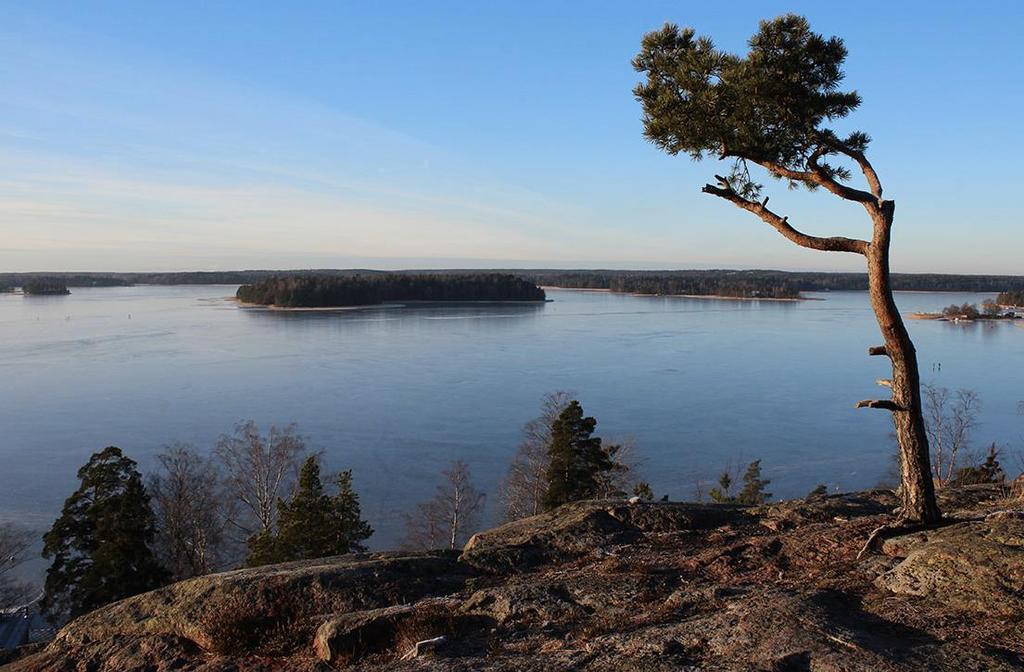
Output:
top-left (822, 139), bottom-right (883, 198)
top-left (702, 181), bottom-right (869, 255)
top-left (730, 145), bottom-right (880, 205)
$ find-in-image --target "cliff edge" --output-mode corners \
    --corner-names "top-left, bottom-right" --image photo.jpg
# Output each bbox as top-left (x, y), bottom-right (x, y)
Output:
top-left (5, 485), bottom-right (1023, 671)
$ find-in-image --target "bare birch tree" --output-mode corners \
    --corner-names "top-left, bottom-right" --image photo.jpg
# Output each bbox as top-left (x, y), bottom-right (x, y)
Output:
top-left (149, 444), bottom-right (235, 579)
top-left (922, 385), bottom-right (980, 487)
top-left (403, 460), bottom-right (485, 551)
top-left (214, 421), bottom-right (306, 537)
top-left (499, 391), bottom-right (573, 521)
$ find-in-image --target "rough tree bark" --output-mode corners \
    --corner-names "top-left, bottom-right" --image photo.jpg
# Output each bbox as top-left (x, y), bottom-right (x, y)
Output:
top-left (702, 146), bottom-right (942, 524)
top-left (864, 202), bottom-right (940, 523)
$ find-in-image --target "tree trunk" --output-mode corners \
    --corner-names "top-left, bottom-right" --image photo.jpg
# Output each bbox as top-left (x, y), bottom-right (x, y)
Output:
top-left (867, 201), bottom-right (941, 523)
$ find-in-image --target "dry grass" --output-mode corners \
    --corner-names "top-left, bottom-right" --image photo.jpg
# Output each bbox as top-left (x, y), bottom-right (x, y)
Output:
top-left (199, 585), bottom-right (317, 656)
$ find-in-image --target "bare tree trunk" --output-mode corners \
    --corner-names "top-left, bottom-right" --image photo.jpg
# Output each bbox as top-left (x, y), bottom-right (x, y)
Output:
top-left (867, 202), bottom-right (941, 523)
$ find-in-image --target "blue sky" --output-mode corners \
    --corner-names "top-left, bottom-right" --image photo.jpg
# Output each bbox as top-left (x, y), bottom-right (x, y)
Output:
top-left (1, 1), bottom-right (1021, 273)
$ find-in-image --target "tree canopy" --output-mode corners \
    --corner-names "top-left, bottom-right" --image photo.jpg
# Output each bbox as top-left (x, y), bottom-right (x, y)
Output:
top-left (41, 446), bottom-right (168, 620)
top-left (246, 457), bottom-right (373, 566)
top-left (634, 14), bottom-right (943, 525)
top-left (634, 14), bottom-right (868, 203)
top-left (542, 401), bottom-right (618, 510)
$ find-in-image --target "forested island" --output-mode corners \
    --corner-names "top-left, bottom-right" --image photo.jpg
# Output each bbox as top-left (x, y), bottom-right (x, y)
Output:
top-left (236, 273), bottom-right (547, 308)
top-left (21, 279), bottom-right (71, 296)
top-left (0, 274), bottom-right (130, 289)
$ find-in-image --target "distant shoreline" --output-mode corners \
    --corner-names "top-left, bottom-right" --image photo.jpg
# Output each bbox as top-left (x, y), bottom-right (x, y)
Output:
top-left (909, 312), bottom-right (1021, 322)
top-left (541, 286), bottom-right (805, 302)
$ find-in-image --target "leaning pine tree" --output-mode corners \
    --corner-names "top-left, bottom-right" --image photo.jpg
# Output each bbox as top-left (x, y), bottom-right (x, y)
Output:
top-left (633, 15), bottom-right (940, 524)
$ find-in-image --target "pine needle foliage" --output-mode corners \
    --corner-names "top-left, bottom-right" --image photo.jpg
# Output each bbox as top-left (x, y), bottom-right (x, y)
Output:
top-left (542, 401), bottom-right (617, 510)
top-left (41, 446), bottom-right (168, 621)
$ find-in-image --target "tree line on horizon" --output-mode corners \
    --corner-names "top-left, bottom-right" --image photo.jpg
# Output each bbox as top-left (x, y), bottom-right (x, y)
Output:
top-left (5, 270), bottom-right (1024, 295)
top-left (235, 273), bottom-right (546, 308)
top-left (519, 270), bottom-right (1024, 298)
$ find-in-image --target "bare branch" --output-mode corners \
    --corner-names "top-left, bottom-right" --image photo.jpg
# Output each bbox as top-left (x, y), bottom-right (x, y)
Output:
top-left (868, 345), bottom-right (889, 357)
top-left (702, 184), bottom-right (869, 255)
top-left (856, 399), bottom-right (902, 411)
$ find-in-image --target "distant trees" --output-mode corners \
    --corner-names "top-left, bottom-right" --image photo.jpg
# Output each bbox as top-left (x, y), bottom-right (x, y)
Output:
top-left (542, 401), bottom-right (620, 510)
top-left (500, 394), bottom-right (640, 519)
top-left (632, 482), bottom-right (655, 501)
top-left (941, 303), bottom-right (980, 320)
top-left (519, 270), bottom-right (1024, 296)
top-left (22, 279), bottom-right (70, 296)
top-left (710, 460), bottom-right (772, 505)
top-left (41, 447), bottom-right (168, 621)
top-left (923, 384), bottom-right (980, 487)
top-left (236, 273), bottom-right (546, 308)
top-left (997, 291), bottom-right (1024, 307)
top-left (981, 299), bottom-right (1003, 317)
top-left (0, 523), bottom-right (34, 608)
top-left (148, 444), bottom-right (234, 580)
top-left (246, 457), bottom-right (372, 566)
top-left (500, 391), bottom-right (574, 521)
top-left (403, 460), bottom-right (485, 551)
top-left (949, 444), bottom-right (1004, 487)
top-left (633, 14), bottom-right (941, 523)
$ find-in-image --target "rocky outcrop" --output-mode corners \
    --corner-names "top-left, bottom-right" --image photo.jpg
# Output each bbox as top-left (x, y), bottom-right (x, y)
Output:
top-left (314, 604), bottom-right (417, 665)
top-left (877, 514), bottom-right (1024, 616)
top-left (6, 485), bottom-right (1024, 671)
top-left (461, 500), bottom-right (750, 573)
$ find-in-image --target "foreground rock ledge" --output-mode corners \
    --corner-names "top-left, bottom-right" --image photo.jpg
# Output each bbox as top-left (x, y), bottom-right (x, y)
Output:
top-left (6, 485), bottom-right (1023, 671)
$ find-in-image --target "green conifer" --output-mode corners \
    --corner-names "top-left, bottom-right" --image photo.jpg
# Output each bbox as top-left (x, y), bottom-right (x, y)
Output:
top-left (42, 446), bottom-right (168, 621)
top-left (736, 460), bottom-right (772, 505)
top-left (246, 458), bottom-right (373, 566)
top-left (331, 470), bottom-right (373, 553)
top-left (542, 401), bottom-right (615, 510)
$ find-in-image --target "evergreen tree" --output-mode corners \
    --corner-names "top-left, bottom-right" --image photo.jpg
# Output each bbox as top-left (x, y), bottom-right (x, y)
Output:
top-left (633, 15), bottom-right (942, 523)
top-left (245, 528), bottom-right (281, 567)
top-left (807, 484), bottom-right (829, 499)
top-left (331, 470), bottom-right (373, 553)
top-left (41, 446), bottom-right (168, 621)
top-left (951, 443), bottom-right (1005, 486)
top-left (709, 471), bottom-right (734, 503)
top-left (736, 460), bottom-right (772, 505)
top-left (709, 461), bottom-right (771, 505)
top-left (542, 401), bottom-right (615, 510)
top-left (245, 458), bottom-right (373, 566)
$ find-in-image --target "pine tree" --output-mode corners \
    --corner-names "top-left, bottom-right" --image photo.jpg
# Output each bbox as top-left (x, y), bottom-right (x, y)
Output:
top-left (709, 471), bottom-right (734, 503)
top-left (634, 15), bottom-right (942, 523)
top-left (42, 446), bottom-right (168, 621)
top-left (331, 470), bottom-right (373, 553)
top-left (736, 460), bottom-right (772, 505)
top-left (542, 401), bottom-right (615, 510)
top-left (246, 458), bottom-right (373, 566)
